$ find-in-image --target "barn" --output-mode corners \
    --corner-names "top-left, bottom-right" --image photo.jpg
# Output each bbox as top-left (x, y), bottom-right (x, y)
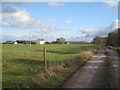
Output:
top-left (36, 39), bottom-right (45, 44)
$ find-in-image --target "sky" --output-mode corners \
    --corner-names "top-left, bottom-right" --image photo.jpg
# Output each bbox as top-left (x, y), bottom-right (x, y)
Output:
top-left (0, 1), bottom-right (118, 42)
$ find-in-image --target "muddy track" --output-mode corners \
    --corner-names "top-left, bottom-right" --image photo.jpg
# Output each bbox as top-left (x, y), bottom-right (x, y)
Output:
top-left (105, 47), bottom-right (119, 88)
top-left (62, 46), bottom-right (119, 88)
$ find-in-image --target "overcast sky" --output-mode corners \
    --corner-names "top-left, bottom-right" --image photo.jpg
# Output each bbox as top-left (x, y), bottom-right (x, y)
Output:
top-left (1, 1), bottom-right (118, 42)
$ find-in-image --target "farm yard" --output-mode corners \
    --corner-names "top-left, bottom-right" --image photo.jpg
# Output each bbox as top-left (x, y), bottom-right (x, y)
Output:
top-left (2, 44), bottom-right (94, 88)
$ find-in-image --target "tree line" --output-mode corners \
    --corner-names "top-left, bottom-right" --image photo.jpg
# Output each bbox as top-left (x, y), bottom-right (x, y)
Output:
top-left (92, 28), bottom-right (119, 46)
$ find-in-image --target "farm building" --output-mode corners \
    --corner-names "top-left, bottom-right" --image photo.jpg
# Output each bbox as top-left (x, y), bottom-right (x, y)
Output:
top-left (13, 41), bottom-right (18, 44)
top-left (16, 40), bottom-right (36, 44)
top-left (36, 39), bottom-right (45, 44)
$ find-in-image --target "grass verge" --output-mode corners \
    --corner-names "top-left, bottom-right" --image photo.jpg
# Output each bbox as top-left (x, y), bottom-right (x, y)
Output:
top-left (29, 50), bottom-right (95, 88)
top-left (107, 46), bottom-right (120, 52)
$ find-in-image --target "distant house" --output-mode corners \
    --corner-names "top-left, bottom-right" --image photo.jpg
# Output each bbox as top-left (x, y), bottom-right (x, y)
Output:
top-left (36, 39), bottom-right (45, 44)
top-left (66, 42), bottom-right (70, 44)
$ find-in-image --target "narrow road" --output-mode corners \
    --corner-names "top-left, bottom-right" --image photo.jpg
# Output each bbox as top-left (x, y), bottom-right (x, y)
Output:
top-left (106, 47), bottom-right (119, 88)
top-left (62, 47), bottom-right (119, 88)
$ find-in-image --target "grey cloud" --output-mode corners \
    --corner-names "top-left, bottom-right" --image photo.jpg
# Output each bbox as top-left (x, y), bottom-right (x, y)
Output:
top-left (48, 2), bottom-right (64, 7)
top-left (94, 20), bottom-right (118, 37)
top-left (1, 6), bottom-right (61, 32)
top-left (67, 36), bottom-right (93, 41)
top-left (2, 6), bottom-right (18, 13)
top-left (2, 34), bottom-right (29, 42)
top-left (73, 20), bottom-right (118, 42)
top-left (104, 1), bottom-right (118, 8)
top-left (2, 2), bottom-right (30, 6)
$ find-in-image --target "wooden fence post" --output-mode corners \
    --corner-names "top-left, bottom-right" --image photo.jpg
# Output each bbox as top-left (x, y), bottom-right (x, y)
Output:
top-left (44, 47), bottom-right (46, 69)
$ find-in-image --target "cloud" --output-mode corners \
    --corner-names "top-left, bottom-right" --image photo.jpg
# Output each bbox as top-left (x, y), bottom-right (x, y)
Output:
top-left (73, 19), bottom-right (119, 42)
top-left (93, 20), bottom-right (118, 36)
top-left (2, 0), bottom-right (119, 2)
top-left (42, 32), bottom-right (60, 41)
top-left (67, 33), bottom-right (93, 41)
top-left (2, 2), bottom-right (29, 6)
top-left (48, 2), bottom-right (64, 7)
top-left (104, 1), bottom-right (118, 8)
top-left (2, 34), bottom-right (29, 42)
top-left (64, 20), bottom-right (73, 23)
top-left (1, 6), bottom-right (60, 32)
top-left (0, 5), bottom-right (66, 42)
top-left (112, 19), bottom-right (118, 29)
top-left (32, 31), bottom-right (61, 41)
top-left (81, 29), bottom-right (96, 33)
top-left (40, 16), bottom-right (46, 19)
top-left (2, 0), bottom-right (35, 4)
top-left (2, 6), bottom-right (18, 13)
top-left (48, 19), bottom-right (57, 22)
top-left (1, 6), bottom-right (33, 27)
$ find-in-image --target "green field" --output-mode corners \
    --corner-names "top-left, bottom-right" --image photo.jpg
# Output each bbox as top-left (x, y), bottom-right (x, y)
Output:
top-left (2, 44), bottom-right (94, 88)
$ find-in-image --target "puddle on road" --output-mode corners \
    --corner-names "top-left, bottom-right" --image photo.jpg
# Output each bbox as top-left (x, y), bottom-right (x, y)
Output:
top-left (74, 73), bottom-right (80, 76)
top-left (93, 54), bottom-right (106, 59)
top-left (84, 65), bottom-right (98, 69)
top-left (112, 64), bottom-right (118, 68)
top-left (99, 54), bottom-right (106, 58)
top-left (88, 60), bottom-right (104, 63)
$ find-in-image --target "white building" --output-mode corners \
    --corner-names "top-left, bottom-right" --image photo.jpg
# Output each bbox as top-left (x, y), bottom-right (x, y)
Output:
top-left (14, 41), bottom-right (18, 44)
top-left (36, 39), bottom-right (45, 44)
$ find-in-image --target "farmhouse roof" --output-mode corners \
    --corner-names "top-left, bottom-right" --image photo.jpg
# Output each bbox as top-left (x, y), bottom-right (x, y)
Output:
top-left (37, 39), bottom-right (44, 41)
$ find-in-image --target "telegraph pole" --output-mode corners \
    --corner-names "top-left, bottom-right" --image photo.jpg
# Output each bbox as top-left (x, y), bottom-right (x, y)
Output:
top-left (36, 35), bottom-right (37, 40)
top-left (30, 25), bottom-right (31, 47)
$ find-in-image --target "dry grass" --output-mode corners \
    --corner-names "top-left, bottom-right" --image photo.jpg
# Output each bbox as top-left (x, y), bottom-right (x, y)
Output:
top-left (32, 65), bottom-right (64, 87)
top-left (107, 46), bottom-right (120, 51)
top-left (31, 50), bottom-right (94, 87)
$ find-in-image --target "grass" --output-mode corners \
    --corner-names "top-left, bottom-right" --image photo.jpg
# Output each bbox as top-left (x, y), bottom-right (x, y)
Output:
top-left (107, 46), bottom-right (120, 51)
top-left (2, 44), bottom-right (94, 88)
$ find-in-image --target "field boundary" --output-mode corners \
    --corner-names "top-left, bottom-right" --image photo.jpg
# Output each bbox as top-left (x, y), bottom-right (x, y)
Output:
top-left (59, 50), bottom-right (97, 88)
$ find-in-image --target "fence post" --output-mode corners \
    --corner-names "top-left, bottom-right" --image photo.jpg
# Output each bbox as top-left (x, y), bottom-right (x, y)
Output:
top-left (44, 47), bottom-right (46, 69)
top-left (83, 44), bottom-right (84, 48)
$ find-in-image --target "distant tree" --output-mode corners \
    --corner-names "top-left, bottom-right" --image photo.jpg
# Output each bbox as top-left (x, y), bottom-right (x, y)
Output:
top-left (56, 37), bottom-right (66, 44)
top-left (106, 29), bottom-right (118, 46)
top-left (45, 41), bottom-right (50, 44)
top-left (6, 41), bottom-right (13, 42)
top-left (92, 36), bottom-right (107, 45)
top-left (92, 28), bottom-right (119, 46)
top-left (51, 41), bottom-right (57, 44)
top-left (92, 37), bottom-right (98, 45)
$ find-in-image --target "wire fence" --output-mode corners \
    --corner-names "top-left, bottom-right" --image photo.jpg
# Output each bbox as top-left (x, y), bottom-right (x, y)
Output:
top-left (42, 44), bottom-right (96, 69)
